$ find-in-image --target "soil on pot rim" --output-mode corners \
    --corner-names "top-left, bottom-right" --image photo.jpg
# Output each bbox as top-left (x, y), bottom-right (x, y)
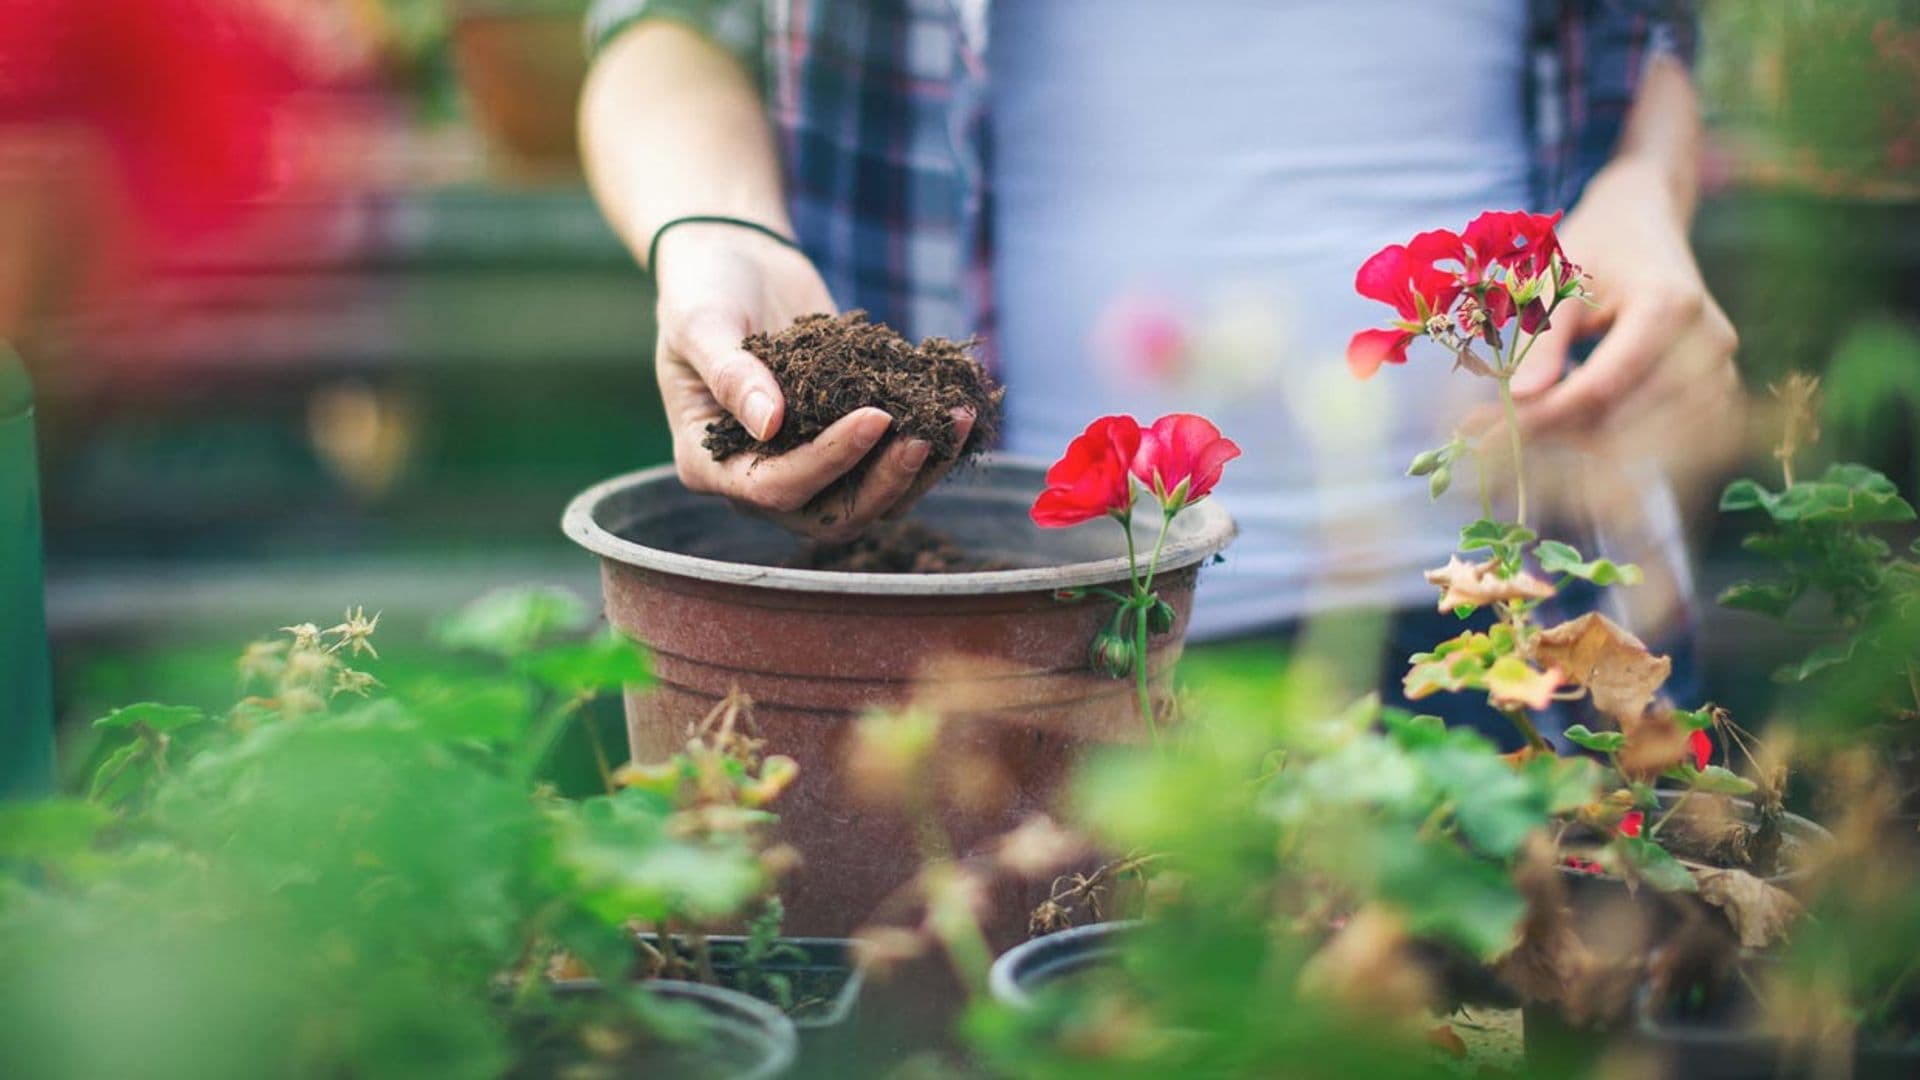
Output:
top-left (702, 311), bottom-right (1004, 502)
top-left (788, 521), bottom-right (1011, 573)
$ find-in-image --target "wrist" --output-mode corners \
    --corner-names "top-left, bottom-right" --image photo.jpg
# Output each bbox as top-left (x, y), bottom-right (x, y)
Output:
top-left (647, 215), bottom-right (799, 282)
top-left (1588, 154), bottom-right (1694, 230)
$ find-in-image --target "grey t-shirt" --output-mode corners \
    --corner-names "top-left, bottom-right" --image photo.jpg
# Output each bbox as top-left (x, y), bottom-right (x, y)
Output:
top-left (990, 0), bottom-right (1532, 637)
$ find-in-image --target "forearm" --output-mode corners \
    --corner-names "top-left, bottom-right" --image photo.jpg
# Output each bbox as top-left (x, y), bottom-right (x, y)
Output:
top-left (579, 19), bottom-right (790, 270)
top-left (1604, 53), bottom-right (1703, 226)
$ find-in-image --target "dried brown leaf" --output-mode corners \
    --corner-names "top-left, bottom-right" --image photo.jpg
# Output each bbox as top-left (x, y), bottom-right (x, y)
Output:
top-left (1424, 555), bottom-right (1556, 613)
top-left (1530, 613), bottom-right (1671, 722)
top-left (1298, 906), bottom-right (1435, 1021)
top-left (1692, 867), bottom-right (1804, 949)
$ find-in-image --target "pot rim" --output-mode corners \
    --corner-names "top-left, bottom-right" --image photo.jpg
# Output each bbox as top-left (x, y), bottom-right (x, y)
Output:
top-left (562, 454), bottom-right (1238, 596)
top-left (987, 920), bottom-right (1140, 1010)
top-left (549, 977), bottom-right (799, 1080)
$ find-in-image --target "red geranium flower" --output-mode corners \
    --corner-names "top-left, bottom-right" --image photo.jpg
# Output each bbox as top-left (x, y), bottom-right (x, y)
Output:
top-left (1461, 210), bottom-right (1566, 334)
top-left (1346, 231), bottom-right (1463, 379)
top-left (1563, 855), bottom-right (1605, 876)
top-left (1617, 810), bottom-right (1644, 838)
top-left (1030, 416), bottom-right (1142, 528)
top-left (1132, 413), bottom-right (1241, 514)
top-left (1689, 728), bottom-right (1713, 772)
top-left (1462, 210), bottom-right (1564, 278)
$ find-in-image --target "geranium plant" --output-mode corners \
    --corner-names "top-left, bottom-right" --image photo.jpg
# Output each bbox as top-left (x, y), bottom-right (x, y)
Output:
top-left (0, 590), bottom-right (802, 1077)
top-left (1347, 211), bottom-right (1798, 924)
top-left (1029, 412), bottom-right (1241, 740)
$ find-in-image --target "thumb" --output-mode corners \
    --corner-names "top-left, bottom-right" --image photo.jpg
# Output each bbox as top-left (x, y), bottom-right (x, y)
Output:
top-left (1506, 304), bottom-right (1588, 398)
top-left (677, 308), bottom-right (785, 441)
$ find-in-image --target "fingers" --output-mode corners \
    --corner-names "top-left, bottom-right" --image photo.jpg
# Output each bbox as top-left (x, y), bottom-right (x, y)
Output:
top-left (714, 407), bottom-right (893, 514)
top-left (798, 436), bottom-right (936, 541)
top-left (884, 409), bottom-right (977, 519)
top-left (1512, 290), bottom-right (1695, 436)
top-left (1506, 304), bottom-right (1584, 398)
top-left (673, 307), bottom-right (785, 441)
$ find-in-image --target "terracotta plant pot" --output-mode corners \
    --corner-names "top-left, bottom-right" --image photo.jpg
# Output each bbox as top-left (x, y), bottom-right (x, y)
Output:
top-left (563, 457), bottom-right (1236, 939)
top-left (450, 6), bottom-right (589, 177)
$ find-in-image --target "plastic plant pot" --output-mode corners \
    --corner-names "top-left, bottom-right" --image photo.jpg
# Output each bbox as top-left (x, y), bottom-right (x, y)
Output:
top-left (520, 978), bottom-right (798, 1080)
top-left (987, 921), bottom-right (1140, 1010)
top-left (1636, 960), bottom-right (1920, 1080)
top-left (564, 457), bottom-right (1235, 941)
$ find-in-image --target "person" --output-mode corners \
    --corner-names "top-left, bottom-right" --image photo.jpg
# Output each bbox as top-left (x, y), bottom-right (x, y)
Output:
top-left (577, 0), bottom-right (1739, 722)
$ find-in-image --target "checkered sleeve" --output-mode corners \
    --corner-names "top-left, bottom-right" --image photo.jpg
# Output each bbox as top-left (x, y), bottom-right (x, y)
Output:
top-left (584, 0), bottom-right (762, 71)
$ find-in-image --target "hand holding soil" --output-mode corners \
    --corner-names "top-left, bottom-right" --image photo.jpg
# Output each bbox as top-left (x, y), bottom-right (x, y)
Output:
top-left (650, 224), bottom-right (905, 539)
top-left (703, 310), bottom-right (1003, 541)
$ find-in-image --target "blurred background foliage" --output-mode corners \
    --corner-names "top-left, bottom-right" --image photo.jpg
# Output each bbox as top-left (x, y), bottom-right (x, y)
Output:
top-left (1, 0), bottom-right (1914, 759)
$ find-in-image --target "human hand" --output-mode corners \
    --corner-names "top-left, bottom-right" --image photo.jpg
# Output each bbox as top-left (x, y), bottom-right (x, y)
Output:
top-left (652, 223), bottom-right (972, 541)
top-left (1503, 158), bottom-right (1742, 470)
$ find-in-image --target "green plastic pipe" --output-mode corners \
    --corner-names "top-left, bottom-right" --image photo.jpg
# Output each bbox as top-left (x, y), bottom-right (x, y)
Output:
top-left (1, 343), bottom-right (54, 799)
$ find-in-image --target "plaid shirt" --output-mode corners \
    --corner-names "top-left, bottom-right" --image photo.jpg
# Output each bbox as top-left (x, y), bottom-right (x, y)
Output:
top-left (589, 0), bottom-right (1696, 344)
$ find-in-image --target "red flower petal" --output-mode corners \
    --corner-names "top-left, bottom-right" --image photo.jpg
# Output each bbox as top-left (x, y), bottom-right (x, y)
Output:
top-left (1689, 728), bottom-right (1713, 772)
top-left (1346, 328), bottom-right (1410, 380)
top-left (1030, 416), bottom-right (1141, 527)
top-left (1354, 244), bottom-right (1417, 318)
top-left (1617, 810), bottom-right (1644, 838)
top-left (1132, 413), bottom-right (1241, 507)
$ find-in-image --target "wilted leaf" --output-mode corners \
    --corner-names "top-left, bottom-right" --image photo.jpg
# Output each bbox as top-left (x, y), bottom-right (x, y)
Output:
top-left (93, 703), bottom-right (204, 732)
top-left (1486, 656), bottom-right (1562, 711)
top-left (1619, 709), bottom-right (1693, 779)
top-left (1426, 1024), bottom-right (1468, 1059)
top-left (1424, 555), bottom-right (1555, 613)
top-left (1298, 907), bottom-right (1435, 1020)
top-left (1693, 867), bottom-right (1803, 948)
top-left (1530, 613), bottom-right (1671, 722)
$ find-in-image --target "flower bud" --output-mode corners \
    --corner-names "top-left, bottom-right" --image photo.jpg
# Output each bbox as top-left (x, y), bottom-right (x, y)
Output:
top-left (1090, 630), bottom-right (1136, 678)
top-left (1145, 597), bottom-right (1176, 635)
top-left (1428, 465), bottom-right (1453, 500)
top-left (1406, 449), bottom-right (1445, 477)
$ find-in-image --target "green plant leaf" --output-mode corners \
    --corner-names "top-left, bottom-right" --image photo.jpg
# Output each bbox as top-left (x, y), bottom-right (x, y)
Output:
top-left (1669, 707), bottom-right (1717, 732)
top-left (1562, 724), bottom-right (1625, 754)
top-left (1717, 580), bottom-right (1801, 618)
top-left (1721, 465), bottom-right (1917, 526)
top-left (93, 702), bottom-right (204, 732)
top-left (87, 740), bottom-right (149, 805)
top-left (1615, 836), bottom-right (1698, 893)
top-left (1380, 709), bottom-right (1448, 750)
top-left (1526, 753), bottom-right (1604, 815)
top-left (1772, 640), bottom-right (1855, 684)
top-left (518, 632), bottom-right (654, 693)
top-left (0, 799), bottom-right (113, 860)
top-left (434, 586), bottom-right (590, 657)
top-left (1688, 765), bottom-right (1759, 796)
top-left (1534, 540), bottom-right (1644, 586)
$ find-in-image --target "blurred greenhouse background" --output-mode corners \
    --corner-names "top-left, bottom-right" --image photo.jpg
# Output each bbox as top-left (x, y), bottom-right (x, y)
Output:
top-left (3, 0), bottom-right (1917, 769)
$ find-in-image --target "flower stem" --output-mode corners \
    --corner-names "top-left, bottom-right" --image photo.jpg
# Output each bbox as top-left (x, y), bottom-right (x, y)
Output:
top-left (1503, 706), bottom-right (1550, 754)
top-left (1117, 511), bottom-right (1159, 746)
top-left (1498, 376), bottom-right (1527, 528)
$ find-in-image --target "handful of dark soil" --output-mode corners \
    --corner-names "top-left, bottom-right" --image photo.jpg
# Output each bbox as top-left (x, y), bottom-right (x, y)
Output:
top-left (702, 311), bottom-right (1004, 501)
top-left (788, 520), bottom-right (1009, 574)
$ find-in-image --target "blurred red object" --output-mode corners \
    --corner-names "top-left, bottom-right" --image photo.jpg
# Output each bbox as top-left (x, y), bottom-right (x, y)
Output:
top-left (0, 0), bottom-right (316, 241)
